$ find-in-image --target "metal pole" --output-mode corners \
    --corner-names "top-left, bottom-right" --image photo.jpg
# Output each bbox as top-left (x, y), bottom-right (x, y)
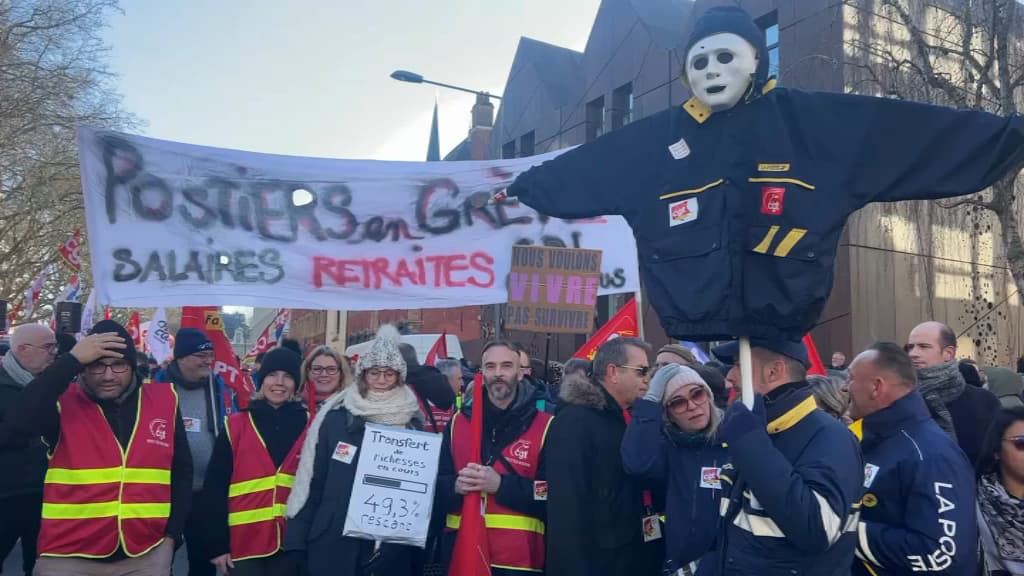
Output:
top-left (739, 337), bottom-right (754, 408)
top-left (543, 333), bottom-right (552, 382)
top-left (634, 291), bottom-right (646, 341)
top-left (421, 79), bottom-right (502, 99)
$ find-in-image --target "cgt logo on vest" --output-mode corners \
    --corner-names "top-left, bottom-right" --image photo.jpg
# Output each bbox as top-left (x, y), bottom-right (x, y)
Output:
top-left (508, 439), bottom-right (533, 469)
top-left (761, 186), bottom-right (785, 216)
top-left (147, 418), bottom-right (170, 448)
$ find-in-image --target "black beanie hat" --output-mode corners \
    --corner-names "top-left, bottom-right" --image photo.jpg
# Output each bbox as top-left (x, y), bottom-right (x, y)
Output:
top-left (88, 319), bottom-right (137, 369)
top-left (683, 6), bottom-right (770, 90)
top-left (257, 347), bottom-right (303, 391)
top-left (174, 328), bottom-right (213, 360)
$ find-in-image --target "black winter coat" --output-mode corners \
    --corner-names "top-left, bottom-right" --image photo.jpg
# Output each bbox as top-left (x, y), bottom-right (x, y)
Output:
top-left (543, 373), bottom-right (661, 576)
top-left (0, 359), bottom-right (48, 498)
top-left (283, 406), bottom-right (422, 576)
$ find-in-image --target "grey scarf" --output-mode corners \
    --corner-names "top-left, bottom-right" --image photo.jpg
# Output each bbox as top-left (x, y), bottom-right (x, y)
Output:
top-left (2, 355), bottom-right (34, 387)
top-left (916, 360), bottom-right (964, 440)
top-left (978, 474), bottom-right (1024, 568)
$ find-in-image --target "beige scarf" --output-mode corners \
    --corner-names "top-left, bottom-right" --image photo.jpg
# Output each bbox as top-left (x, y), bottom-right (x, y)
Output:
top-left (341, 384), bottom-right (421, 427)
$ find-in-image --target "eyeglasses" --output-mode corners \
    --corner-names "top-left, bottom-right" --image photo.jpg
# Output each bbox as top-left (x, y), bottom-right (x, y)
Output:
top-left (85, 361), bottom-right (132, 375)
top-left (367, 369), bottom-right (398, 380)
top-left (26, 342), bottom-right (58, 354)
top-left (616, 364), bottom-right (651, 378)
top-left (310, 366), bottom-right (340, 376)
top-left (1004, 435), bottom-right (1024, 451)
top-left (667, 387), bottom-right (709, 411)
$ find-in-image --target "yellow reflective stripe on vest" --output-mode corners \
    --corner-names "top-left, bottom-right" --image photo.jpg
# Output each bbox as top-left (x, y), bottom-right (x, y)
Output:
top-left (45, 467), bottom-right (122, 484)
top-left (446, 513), bottom-right (545, 535)
top-left (42, 501), bottom-right (119, 519)
top-left (229, 473), bottom-right (293, 497)
top-left (123, 468), bottom-right (171, 484)
top-left (120, 503), bottom-right (171, 519)
top-left (229, 476), bottom-right (276, 497)
top-left (227, 503), bottom-right (287, 527)
top-left (45, 467), bottom-right (170, 485)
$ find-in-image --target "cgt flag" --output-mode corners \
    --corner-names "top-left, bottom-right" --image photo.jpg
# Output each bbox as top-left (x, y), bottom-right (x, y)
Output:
top-left (128, 312), bottom-right (143, 351)
top-left (182, 306), bottom-right (255, 409)
top-left (572, 296), bottom-right (638, 360)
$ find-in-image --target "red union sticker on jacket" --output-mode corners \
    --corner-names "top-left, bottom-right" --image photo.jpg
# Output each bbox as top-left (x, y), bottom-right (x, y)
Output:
top-left (669, 198), bottom-right (699, 226)
top-left (761, 186), bottom-right (786, 215)
top-left (700, 466), bottom-right (722, 489)
top-left (332, 441), bottom-right (357, 464)
top-left (533, 481), bottom-right (548, 501)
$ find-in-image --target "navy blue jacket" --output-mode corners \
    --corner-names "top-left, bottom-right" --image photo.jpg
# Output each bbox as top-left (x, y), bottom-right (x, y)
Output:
top-left (699, 384), bottom-right (864, 576)
top-left (509, 88), bottom-right (1024, 341)
top-left (622, 399), bottom-right (727, 573)
top-left (852, 392), bottom-right (977, 576)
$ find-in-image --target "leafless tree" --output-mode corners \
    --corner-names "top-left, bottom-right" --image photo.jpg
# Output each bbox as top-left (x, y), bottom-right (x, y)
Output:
top-left (0, 0), bottom-right (136, 323)
top-left (845, 0), bottom-right (1024, 296)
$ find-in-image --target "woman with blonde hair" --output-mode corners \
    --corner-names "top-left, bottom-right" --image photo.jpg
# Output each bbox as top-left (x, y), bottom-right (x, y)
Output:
top-left (807, 374), bottom-right (851, 423)
top-left (202, 347), bottom-right (308, 575)
top-left (622, 363), bottom-right (727, 575)
top-left (283, 325), bottom-right (425, 576)
top-left (301, 346), bottom-right (349, 415)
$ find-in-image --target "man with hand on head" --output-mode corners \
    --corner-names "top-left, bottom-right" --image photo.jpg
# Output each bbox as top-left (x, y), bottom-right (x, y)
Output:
top-left (1, 320), bottom-right (192, 576)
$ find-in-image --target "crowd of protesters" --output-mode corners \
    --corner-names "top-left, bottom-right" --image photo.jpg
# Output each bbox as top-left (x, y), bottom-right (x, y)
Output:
top-left (2, 318), bottom-right (1024, 575)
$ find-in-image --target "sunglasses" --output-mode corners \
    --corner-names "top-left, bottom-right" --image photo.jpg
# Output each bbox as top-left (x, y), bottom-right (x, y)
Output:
top-left (616, 364), bottom-right (651, 377)
top-left (667, 387), bottom-right (709, 411)
top-left (1004, 435), bottom-right (1024, 451)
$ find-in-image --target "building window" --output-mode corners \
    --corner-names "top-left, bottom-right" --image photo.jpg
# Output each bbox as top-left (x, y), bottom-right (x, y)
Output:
top-left (586, 96), bottom-right (605, 142)
top-left (611, 83), bottom-right (633, 130)
top-left (502, 140), bottom-right (516, 159)
top-left (758, 12), bottom-right (780, 80)
top-left (519, 131), bottom-right (535, 157)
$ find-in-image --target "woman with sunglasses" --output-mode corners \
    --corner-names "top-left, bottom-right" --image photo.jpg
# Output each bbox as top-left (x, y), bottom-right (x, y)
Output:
top-left (976, 406), bottom-right (1024, 575)
top-left (622, 363), bottom-right (727, 575)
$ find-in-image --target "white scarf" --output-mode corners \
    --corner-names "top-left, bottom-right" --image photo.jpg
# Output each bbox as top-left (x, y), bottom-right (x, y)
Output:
top-left (285, 385), bottom-right (422, 518)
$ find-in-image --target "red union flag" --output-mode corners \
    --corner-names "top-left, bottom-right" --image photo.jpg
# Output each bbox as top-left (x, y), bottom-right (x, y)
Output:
top-left (424, 332), bottom-right (448, 367)
top-left (59, 229), bottom-right (82, 271)
top-left (128, 312), bottom-right (143, 350)
top-left (243, 309), bottom-right (290, 362)
top-left (572, 297), bottom-right (638, 360)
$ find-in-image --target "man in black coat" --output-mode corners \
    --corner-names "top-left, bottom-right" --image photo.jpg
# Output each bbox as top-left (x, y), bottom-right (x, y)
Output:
top-left (906, 321), bottom-right (1000, 470)
top-left (544, 337), bottom-right (659, 576)
top-left (0, 324), bottom-right (57, 576)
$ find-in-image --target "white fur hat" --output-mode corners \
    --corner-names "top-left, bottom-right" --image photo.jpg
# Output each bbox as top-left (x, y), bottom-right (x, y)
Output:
top-left (355, 325), bottom-right (407, 382)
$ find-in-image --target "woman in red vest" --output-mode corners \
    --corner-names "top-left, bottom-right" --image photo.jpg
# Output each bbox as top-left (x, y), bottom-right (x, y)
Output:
top-left (283, 325), bottom-right (427, 576)
top-left (203, 346), bottom-right (308, 576)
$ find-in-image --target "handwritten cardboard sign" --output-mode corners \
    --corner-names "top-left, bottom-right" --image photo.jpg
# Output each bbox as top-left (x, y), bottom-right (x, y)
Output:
top-left (505, 245), bottom-right (602, 334)
top-left (342, 424), bottom-right (442, 547)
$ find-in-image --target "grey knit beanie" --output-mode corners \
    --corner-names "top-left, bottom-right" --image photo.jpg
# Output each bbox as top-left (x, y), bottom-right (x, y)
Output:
top-left (355, 325), bottom-right (407, 381)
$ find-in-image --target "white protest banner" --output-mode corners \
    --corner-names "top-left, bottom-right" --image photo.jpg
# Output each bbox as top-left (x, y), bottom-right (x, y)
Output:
top-left (77, 127), bottom-right (639, 309)
top-left (343, 424), bottom-right (442, 547)
top-left (146, 307), bottom-right (173, 362)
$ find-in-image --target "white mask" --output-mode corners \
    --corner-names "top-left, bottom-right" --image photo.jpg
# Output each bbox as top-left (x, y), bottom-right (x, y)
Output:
top-left (685, 33), bottom-right (759, 111)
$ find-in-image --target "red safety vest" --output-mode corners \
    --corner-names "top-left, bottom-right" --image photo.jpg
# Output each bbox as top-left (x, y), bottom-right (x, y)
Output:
top-left (416, 392), bottom-right (454, 434)
top-left (446, 409), bottom-right (553, 573)
top-left (38, 382), bottom-right (177, 558)
top-left (226, 411), bottom-right (306, 561)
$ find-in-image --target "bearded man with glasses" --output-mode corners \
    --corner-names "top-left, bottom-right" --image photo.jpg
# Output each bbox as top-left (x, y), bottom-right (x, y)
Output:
top-left (0, 320), bottom-right (192, 576)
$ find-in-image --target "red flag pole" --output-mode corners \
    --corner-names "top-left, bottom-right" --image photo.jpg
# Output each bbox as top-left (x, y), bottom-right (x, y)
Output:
top-left (449, 373), bottom-right (491, 576)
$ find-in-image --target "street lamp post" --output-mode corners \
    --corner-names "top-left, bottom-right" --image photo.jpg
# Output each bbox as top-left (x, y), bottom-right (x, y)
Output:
top-left (390, 70), bottom-right (501, 100)
top-left (390, 69), bottom-right (502, 338)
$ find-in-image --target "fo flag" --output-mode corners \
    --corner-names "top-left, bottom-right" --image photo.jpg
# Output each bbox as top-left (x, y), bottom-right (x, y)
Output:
top-left (146, 307), bottom-right (173, 362)
top-left (182, 306), bottom-right (254, 408)
top-left (573, 297), bottom-right (638, 360)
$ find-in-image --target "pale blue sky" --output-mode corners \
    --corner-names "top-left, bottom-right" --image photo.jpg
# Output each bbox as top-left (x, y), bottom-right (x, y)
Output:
top-left (104, 0), bottom-right (601, 161)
